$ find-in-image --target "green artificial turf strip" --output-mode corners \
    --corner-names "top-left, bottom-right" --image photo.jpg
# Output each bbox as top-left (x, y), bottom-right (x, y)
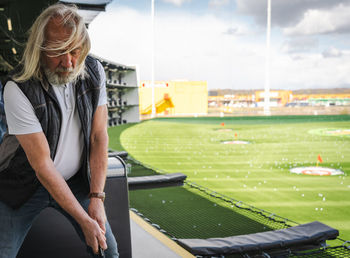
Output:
top-left (107, 123), bottom-right (137, 151)
top-left (129, 185), bottom-right (288, 239)
top-left (117, 115), bottom-right (350, 240)
top-left (125, 159), bottom-right (159, 177)
top-left (108, 122), bottom-right (159, 177)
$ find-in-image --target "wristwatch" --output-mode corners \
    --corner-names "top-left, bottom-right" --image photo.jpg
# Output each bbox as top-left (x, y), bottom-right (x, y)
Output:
top-left (88, 192), bottom-right (106, 202)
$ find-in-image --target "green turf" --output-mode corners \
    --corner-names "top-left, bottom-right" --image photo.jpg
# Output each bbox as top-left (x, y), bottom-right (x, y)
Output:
top-left (117, 115), bottom-right (350, 241)
top-left (153, 114), bottom-right (350, 124)
top-left (107, 123), bottom-right (137, 151)
top-left (128, 184), bottom-right (297, 239)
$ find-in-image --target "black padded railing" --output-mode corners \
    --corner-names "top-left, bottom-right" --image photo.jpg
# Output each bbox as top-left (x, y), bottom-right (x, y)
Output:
top-left (128, 172), bottom-right (187, 190)
top-left (177, 221), bottom-right (339, 257)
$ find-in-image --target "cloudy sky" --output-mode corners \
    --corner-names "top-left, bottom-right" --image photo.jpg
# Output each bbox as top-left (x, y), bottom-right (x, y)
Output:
top-left (88, 0), bottom-right (350, 90)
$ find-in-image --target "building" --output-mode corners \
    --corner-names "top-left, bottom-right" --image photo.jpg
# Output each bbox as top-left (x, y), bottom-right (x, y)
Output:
top-left (255, 90), bottom-right (293, 107)
top-left (292, 93), bottom-right (350, 106)
top-left (139, 80), bottom-right (208, 117)
top-left (93, 55), bottom-right (140, 126)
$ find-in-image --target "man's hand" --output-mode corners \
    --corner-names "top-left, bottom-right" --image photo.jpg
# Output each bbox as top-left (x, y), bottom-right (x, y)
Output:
top-left (88, 198), bottom-right (107, 234)
top-left (80, 215), bottom-right (107, 254)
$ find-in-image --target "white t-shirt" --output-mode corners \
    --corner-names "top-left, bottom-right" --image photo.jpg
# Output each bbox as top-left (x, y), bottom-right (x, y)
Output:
top-left (4, 61), bottom-right (107, 180)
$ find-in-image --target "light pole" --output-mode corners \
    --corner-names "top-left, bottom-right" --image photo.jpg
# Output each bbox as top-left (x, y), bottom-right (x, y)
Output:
top-left (264, 0), bottom-right (271, 115)
top-left (151, 0), bottom-right (156, 118)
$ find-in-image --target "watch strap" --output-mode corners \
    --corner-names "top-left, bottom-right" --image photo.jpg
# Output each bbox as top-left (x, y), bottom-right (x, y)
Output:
top-left (88, 192), bottom-right (105, 202)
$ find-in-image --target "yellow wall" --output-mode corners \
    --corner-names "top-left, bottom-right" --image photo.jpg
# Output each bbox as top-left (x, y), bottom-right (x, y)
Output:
top-left (255, 90), bottom-right (293, 106)
top-left (139, 81), bottom-right (208, 115)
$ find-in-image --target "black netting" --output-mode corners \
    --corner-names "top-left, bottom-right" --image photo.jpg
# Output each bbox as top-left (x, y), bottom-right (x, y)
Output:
top-left (130, 185), bottom-right (290, 239)
top-left (219, 246), bottom-right (350, 258)
top-left (128, 157), bottom-right (296, 239)
top-left (290, 246), bottom-right (350, 258)
top-left (126, 158), bottom-right (160, 177)
top-left (127, 158), bottom-right (350, 257)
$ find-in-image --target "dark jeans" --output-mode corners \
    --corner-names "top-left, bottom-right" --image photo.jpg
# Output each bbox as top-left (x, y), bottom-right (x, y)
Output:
top-left (0, 175), bottom-right (119, 258)
top-left (0, 93), bottom-right (5, 143)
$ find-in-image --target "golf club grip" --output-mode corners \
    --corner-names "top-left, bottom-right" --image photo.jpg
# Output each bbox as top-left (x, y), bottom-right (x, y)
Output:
top-left (98, 246), bottom-right (105, 257)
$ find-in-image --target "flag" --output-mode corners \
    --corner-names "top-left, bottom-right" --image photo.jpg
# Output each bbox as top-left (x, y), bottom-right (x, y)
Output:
top-left (317, 154), bottom-right (323, 163)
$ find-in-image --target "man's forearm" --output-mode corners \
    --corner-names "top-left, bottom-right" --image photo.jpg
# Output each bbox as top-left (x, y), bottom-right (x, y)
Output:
top-left (89, 132), bottom-right (108, 193)
top-left (89, 105), bottom-right (109, 194)
top-left (35, 159), bottom-right (91, 225)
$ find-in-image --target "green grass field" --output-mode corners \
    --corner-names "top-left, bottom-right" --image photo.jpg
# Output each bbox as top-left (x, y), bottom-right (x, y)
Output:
top-left (111, 115), bottom-right (350, 240)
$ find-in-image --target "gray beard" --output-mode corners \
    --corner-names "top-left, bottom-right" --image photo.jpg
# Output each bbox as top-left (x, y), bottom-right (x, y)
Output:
top-left (44, 67), bottom-right (79, 85)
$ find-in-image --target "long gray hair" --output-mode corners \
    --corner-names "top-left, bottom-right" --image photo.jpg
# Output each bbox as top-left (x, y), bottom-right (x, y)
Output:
top-left (13, 3), bottom-right (90, 82)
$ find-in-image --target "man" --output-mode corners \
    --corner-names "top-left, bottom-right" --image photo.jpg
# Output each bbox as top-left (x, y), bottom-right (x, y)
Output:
top-left (0, 3), bottom-right (118, 257)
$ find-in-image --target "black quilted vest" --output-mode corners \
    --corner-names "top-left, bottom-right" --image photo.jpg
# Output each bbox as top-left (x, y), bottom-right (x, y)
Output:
top-left (0, 56), bottom-right (101, 209)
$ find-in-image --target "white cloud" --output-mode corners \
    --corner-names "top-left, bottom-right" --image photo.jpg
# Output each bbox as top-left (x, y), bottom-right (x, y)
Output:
top-left (322, 47), bottom-right (343, 58)
top-left (209, 0), bottom-right (230, 8)
top-left (236, 0), bottom-right (348, 29)
top-left (88, 6), bottom-right (264, 89)
top-left (223, 25), bottom-right (249, 36)
top-left (270, 49), bottom-right (350, 89)
top-left (281, 37), bottom-right (318, 54)
top-left (161, 0), bottom-right (191, 6)
top-left (284, 4), bottom-right (350, 36)
top-left (88, 5), bottom-right (350, 90)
